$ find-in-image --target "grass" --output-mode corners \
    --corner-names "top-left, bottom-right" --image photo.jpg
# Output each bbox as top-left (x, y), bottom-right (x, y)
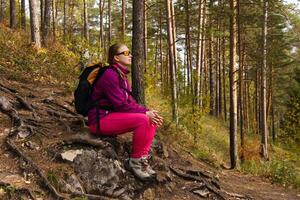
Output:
top-left (147, 84), bottom-right (300, 188)
top-left (0, 24), bottom-right (79, 93)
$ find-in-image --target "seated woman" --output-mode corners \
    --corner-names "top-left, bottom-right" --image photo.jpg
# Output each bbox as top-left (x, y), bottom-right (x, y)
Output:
top-left (88, 43), bottom-right (163, 181)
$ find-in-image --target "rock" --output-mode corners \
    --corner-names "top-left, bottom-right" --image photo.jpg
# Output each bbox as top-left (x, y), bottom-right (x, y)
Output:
top-left (60, 149), bottom-right (83, 162)
top-left (143, 188), bottom-right (155, 200)
top-left (18, 130), bottom-right (31, 139)
top-left (59, 174), bottom-right (85, 194)
top-left (0, 96), bottom-right (12, 111)
top-left (23, 141), bottom-right (40, 150)
top-left (73, 149), bottom-right (126, 198)
top-left (192, 188), bottom-right (210, 198)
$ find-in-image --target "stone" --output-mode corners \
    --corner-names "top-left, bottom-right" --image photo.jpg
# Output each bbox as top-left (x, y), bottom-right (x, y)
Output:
top-left (73, 149), bottom-right (127, 198)
top-left (192, 188), bottom-right (210, 198)
top-left (23, 141), bottom-right (40, 150)
top-left (18, 130), bottom-right (31, 139)
top-left (59, 174), bottom-right (85, 194)
top-left (0, 96), bottom-right (12, 111)
top-left (60, 149), bottom-right (83, 162)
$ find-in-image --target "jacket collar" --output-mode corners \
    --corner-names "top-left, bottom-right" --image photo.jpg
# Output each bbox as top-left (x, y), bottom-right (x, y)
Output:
top-left (111, 63), bottom-right (130, 74)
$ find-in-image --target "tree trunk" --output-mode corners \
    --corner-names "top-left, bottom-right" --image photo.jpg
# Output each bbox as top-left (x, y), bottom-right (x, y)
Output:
top-left (222, 36), bottom-right (227, 120)
top-left (144, 0), bottom-right (147, 65)
top-left (99, 0), bottom-right (105, 54)
top-left (43, 0), bottom-right (52, 46)
top-left (132, 0), bottom-right (145, 105)
top-left (159, 3), bottom-right (163, 85)
top-left (196, 0), bottom-right (204, 106)
top-left (21, 0), bottom-right (26, 29)
top-left (208, 33), bottom-right (215, 115)
top-left (52, 0), bottom-right (56, 41)
top-left (166, 0), bottom-right (178, 123)
top-left (218, 27), bottom-right (222, 117)
top-left (63, 0), bottom-right (67, 39)
top-left (122, 0), bottom-right (125, 41)
top-left (40, 0), bottom-right (44, 30)
top-left (237, 0), bottom-right (244, 161)
top-left (260, 0), bottom-right (269, 160)
top-left (83, 0), bottom-right (89, 42)
top-left (229, 0), bottom-right (239, 169)
top-left (29, 0), bottom-right (41, 48)
top-left (185, 0), bottom-right (192, 96)
top-left (10, 0), bottom-right (16, 28)
top-left (170, 0), bottom-right (177, 73)
top-left (108, 0), bottom-right (111, 46)
top-left (0, 0), bottom-right (4, 22)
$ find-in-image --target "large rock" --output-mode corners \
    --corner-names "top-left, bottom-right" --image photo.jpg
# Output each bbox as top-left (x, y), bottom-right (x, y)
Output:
top-left (73, 149), bottom-right (127, 198)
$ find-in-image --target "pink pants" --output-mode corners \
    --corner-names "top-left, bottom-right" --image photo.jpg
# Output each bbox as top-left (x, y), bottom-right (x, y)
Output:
top-left (89, 112), bottom-right (156, 158)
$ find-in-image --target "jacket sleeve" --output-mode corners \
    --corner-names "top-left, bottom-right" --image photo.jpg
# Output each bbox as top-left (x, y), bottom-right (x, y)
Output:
top-left (100, 69), bottom-right (149, 113)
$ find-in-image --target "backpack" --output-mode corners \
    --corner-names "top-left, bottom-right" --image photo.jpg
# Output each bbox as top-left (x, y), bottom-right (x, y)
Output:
top-left (74, 62), bottom-right (111, 116)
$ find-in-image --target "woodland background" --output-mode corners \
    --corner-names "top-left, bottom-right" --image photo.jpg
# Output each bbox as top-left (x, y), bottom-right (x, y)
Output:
top-left (0, 0), bottom-right (299, 190)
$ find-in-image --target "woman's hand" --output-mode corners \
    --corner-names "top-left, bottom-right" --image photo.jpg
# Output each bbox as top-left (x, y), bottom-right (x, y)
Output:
top-left (146, 110), bottom-right (163, 127)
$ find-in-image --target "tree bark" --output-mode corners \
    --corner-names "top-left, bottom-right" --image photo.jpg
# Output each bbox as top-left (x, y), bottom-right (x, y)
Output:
top-left (237, 0), bottom-right (244, 161)
top-left (170, 0), bottom-right (177, 73)
top-left (229, 0), bottom-right (239, 169)
top-left (132, 0), bottom-right (145, 105)
top-left (63, 0), bottom-right (67, 39)
top-left (83, 0), bottom-right (89, 42)
top-left (10, 0), bottom-right (16, 28)
top-left (40, 0), bottom-right (44, 30)
top-left (108, 0), bottom-right (111, 46)
top-left (166, 0), bottom-right (178, 123)
top-left (122, 0), bottom-right (125, 41)
top-left (0, 0), bottom-right (4, 22)
top-left (196, 0), bottom-right (204, 105)
top-left (43, 0), bottom-right (52, 46)
top-left (29, 0), bottom-right (41, 49)
top-left (185, 0), bottom-right (192, 96)
top-left (144, 0), bottom-right (147, 65)
top-left (222, 36), bottom-right (227, 120)
top-left (21, 0), bottom-right (26, 29)
top-left (52, 0), bottom-right (56, 41)
top-left (99, 0), bottom-right (105, 54)
top-left (260, 0), bottom-right (269, 160)
top-left (159, 2), bottom-right (163, 85)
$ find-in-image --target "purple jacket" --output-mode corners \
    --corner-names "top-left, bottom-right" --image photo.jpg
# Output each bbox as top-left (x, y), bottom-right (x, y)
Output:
top-left (88, 63), bottom-right (149, 125)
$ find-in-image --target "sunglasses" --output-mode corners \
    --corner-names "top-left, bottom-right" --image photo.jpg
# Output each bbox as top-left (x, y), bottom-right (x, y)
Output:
top-left (116, 50), bottom-right (131, 56)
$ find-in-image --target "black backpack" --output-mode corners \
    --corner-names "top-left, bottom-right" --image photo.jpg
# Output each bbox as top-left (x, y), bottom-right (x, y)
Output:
top-left (74, 63), bottom-right (111, 116)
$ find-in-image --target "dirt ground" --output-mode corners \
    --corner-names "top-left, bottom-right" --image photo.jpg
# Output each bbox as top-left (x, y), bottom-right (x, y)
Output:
top-left (0, 74), bottom-right (299, 200)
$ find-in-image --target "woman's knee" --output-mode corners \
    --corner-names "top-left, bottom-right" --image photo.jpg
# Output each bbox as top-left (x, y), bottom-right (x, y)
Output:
top-left (135, 113), bottom-right (151, 126)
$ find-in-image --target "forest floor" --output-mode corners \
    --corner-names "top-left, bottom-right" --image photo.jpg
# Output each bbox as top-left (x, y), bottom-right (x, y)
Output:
top-left (0, 69), bottom-right (299, 200)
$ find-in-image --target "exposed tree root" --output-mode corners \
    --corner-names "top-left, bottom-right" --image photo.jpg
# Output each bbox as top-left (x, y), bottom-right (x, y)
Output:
top-left (61, 134), bottom-right (112, 149)
top-left (43, 98), bottom-right (80, 117)
top-left (170, 166), bottom-right (227, 200)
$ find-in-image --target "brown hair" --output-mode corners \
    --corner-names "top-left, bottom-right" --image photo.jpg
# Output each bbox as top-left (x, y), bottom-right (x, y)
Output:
top-left (108, 43), bottom-right (126, 65)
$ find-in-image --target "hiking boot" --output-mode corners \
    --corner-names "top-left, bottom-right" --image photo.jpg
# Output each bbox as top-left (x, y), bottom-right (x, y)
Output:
top-left (141, 156), bottom-right (156, 176)
top-left (124, 157), bottom-right (155, 181)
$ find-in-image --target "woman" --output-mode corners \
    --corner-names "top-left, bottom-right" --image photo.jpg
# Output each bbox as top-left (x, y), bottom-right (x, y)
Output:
top-left (88, 43), bottom-right (163, 181)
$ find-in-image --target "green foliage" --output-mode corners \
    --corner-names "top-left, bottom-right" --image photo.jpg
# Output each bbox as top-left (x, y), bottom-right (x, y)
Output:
top-left (2, 185), bottom-right (16, 195)
top-left (241, 159), bottom-right (299, 188)
top-left (47, 170), bottom-right (60, 190)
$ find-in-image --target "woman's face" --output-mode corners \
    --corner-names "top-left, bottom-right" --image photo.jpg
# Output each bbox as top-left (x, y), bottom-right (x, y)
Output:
top-left (114, 45), bottom-right (132, 66)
